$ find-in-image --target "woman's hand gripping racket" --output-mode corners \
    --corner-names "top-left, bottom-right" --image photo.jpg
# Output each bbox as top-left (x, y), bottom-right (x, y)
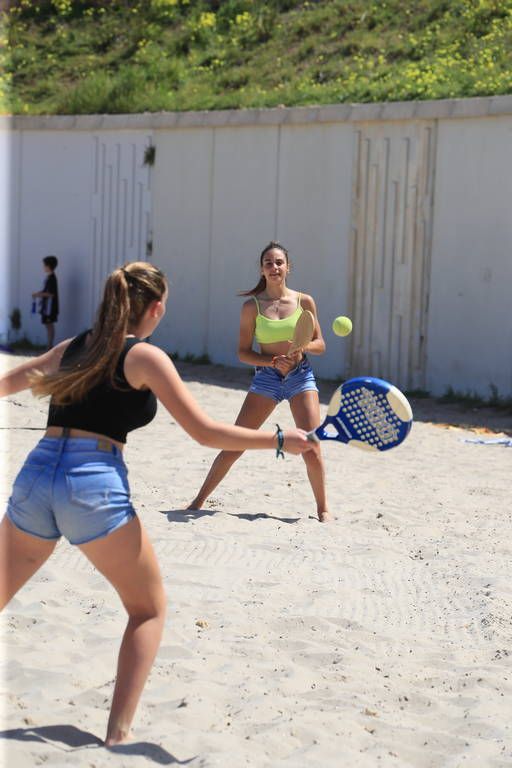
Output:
top-left (308, 376), bottom-right (413, 451)
top-left (287, 309), bottom-right (315, 357)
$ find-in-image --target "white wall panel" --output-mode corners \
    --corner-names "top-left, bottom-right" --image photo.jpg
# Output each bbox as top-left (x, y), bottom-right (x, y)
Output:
top-left (90, 131), bottom-right (153, 308)
top-left (349, 122), bottom-right (436, 391)
top-left (15, 131), bottom-right (94, 345)
top-left (151, 128), bottom-right (213, 356)
top-left (428, 117), bottom-right (512, 397)
top-left (276, 123), bottom-right (354, 380)
top-left (207, 127), bottom-right (279, 367)
top-left (0, 129), bottom-right (19, 345)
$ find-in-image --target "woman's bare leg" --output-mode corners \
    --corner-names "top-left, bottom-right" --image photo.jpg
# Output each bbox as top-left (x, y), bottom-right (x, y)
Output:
top-left (289, 390), bottom-right (331, 522)
top-left (0, 516), bottom-right (58, 609)
top-left (188, 393), bottom-right (277, 509)
top-left (79, 517), bottom-right (167, 746)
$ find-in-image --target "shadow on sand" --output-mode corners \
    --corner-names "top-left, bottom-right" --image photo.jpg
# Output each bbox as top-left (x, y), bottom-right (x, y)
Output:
top-left (162, 509), bottom-right (300, 524)
top-left (0, 724), bottom-right (193, 764)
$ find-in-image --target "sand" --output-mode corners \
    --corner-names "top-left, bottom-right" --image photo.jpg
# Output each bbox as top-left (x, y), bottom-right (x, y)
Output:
top-left (1, 353), bottom-right (511, 768)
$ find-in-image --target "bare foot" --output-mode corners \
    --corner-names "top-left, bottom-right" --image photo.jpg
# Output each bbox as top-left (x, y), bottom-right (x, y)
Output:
top-left (186, 497), bottom-right (204, 510)
top-left (104, 728), bottom-right (132, 746)
top-left (317, 509), bottom-right (333, 523)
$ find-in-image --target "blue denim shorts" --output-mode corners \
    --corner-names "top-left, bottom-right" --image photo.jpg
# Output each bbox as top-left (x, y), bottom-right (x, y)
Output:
top-left (248, 357), bottom-right (319, 403)
top-left (6, 436), bottom-right (136, 545)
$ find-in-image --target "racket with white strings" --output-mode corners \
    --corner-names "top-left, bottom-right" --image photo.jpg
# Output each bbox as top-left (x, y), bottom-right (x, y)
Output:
top-left (287, 309), bottom-right (315, 357)
top-left (308, 376), bottom-right (413, 451)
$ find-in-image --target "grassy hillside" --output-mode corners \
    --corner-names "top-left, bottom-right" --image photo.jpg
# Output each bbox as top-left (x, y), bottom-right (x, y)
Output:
top-left (2, 0), bottom-right (512, 115)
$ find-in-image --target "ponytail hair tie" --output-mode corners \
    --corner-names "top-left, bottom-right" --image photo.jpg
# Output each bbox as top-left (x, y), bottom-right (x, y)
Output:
top-left (121, 267), bottom-right (134, 285)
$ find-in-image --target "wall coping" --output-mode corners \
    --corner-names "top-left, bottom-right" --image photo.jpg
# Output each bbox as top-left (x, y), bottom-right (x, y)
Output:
top-left (2, 94), bottom-right (512, 131)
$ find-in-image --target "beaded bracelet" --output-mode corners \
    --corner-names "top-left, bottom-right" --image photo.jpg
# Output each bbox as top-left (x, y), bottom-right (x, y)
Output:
top-left (275, 424), bottom-right (284, 459)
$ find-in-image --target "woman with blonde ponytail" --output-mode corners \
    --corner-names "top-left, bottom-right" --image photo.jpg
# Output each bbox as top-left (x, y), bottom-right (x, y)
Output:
top-left (0, 261), bottom-right (315, 746)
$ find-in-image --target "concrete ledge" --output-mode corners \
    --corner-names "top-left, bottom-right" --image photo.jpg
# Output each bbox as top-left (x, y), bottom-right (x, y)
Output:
top-left (3, 94), bottom-right (512, 131)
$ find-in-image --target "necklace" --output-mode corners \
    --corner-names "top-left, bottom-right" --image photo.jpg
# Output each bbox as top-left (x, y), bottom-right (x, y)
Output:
top-left (259, 293), bottom-right (292, 319)
top-left (260, 293), bottom-right (289, 303)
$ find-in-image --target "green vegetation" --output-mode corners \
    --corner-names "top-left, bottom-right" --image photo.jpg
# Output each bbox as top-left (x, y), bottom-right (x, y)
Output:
top-left (2, 0), bottom-right (512, 115)
top-left (169, 351), bottom-right (211, 364)
top-left (9, 337), bottom-right (46, 352)
top-left (406, 384), bottom-right (512, 411)
top-left (438, 385), bottom-right (512, 411)
top-left (9, 307), bottom-right (22, 332)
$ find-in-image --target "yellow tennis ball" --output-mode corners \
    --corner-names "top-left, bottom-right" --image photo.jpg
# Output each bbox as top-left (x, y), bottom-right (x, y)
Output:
top-left (332, 316), bottom-right (352, 337)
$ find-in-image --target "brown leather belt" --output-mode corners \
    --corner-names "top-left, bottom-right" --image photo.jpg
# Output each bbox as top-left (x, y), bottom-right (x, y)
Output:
top-left (45, 427), bottom-right (118, 453)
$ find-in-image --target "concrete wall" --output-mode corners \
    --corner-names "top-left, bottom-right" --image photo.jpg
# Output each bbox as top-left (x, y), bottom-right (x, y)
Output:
top-left (0, 128), bottom-right (15, 346)
top-left (3, 129), bottom-right (95, 346)
top-left (152, 128), bottom-right (213, 357)
top-left (428, 116), bottom-right (512, 398)
top-left (2, 95), bottom-right (512, 397)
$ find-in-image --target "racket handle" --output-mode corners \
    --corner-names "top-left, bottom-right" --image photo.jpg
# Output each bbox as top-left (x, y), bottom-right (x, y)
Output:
top-left (306, 429), bottom-right (320, 443)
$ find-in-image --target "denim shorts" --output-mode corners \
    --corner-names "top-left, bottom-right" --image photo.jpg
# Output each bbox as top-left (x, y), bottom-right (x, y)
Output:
top-left (6, 436), bottom-right (136, 545)
top-left (248, 357), bottom-right (319, 403)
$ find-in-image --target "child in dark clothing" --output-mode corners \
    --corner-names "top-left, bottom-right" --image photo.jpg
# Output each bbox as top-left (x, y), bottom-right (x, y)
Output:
top-left (32, 255), bottom-right (59, 349)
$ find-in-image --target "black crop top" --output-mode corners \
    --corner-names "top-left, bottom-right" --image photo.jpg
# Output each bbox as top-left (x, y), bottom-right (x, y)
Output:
top-left (47, 331), bottom-right (157, 443)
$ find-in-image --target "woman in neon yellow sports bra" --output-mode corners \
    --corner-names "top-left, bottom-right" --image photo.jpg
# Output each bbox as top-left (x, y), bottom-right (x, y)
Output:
top-left (189, 241), bottom-right (331, 522)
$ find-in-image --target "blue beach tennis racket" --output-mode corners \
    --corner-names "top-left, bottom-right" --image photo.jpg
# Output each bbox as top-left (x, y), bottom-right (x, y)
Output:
top-left (308, 376), bottom-right (413, 451)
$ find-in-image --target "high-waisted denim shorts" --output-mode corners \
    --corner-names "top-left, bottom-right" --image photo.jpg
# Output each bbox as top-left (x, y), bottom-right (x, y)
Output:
top-left (248, 357), bottom-right (319, 403)
top-left (6, 436), bottom-right (135, 545)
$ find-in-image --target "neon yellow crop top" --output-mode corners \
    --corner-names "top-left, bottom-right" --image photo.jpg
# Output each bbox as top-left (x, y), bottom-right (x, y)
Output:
top-left (253, 294), bottom-right (303, 344)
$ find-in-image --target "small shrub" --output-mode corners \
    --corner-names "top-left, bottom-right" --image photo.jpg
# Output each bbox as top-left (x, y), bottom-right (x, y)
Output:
top-left (9, 307), bottom-right (22, 332)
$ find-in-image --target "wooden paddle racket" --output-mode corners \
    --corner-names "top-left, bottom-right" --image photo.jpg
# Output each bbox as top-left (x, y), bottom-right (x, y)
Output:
top-left (287, 310), bottom-right (315, 357)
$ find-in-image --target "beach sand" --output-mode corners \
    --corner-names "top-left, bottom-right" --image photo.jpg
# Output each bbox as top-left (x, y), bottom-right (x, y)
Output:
top-left (1, 354), bottom-right (511, 767)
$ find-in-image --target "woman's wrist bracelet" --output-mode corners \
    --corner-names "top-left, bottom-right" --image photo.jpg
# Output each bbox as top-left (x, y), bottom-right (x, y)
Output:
top-left (275, 423), bottom-right (284, 459)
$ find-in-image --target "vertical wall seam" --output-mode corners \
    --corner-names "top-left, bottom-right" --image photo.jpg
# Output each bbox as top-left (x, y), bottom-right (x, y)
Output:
top-left (205, 128), bottom-right (216, 355)
top-left (347, 128), bottom-right (361, 378)
top-left (14, 129), bottom-right (23, 313)
top-left (114, 142), bottom-right (120, 265)
top-left (90, 136), bottom-right (98, 318)
top-left (274, 124), bottom-right (281, 238)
